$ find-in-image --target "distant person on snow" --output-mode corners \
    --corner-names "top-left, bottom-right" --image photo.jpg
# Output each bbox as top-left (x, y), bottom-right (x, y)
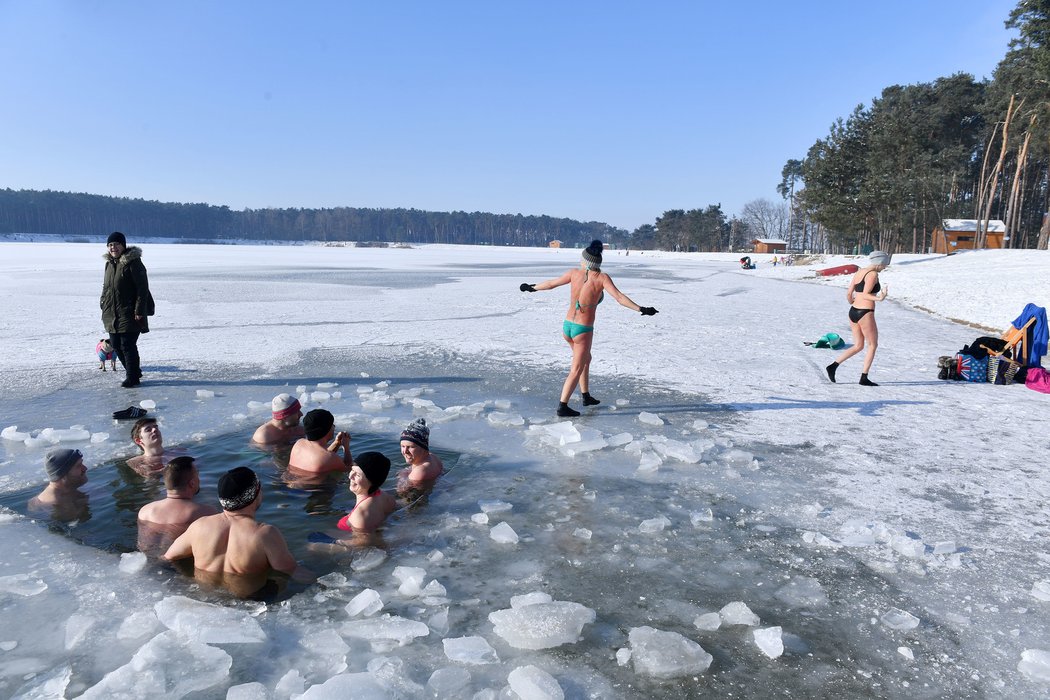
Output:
top-left (520, 240), bottom-right (658, 417)
top-left (100, 231), bottom-right (153, 388)
top-left (253, 393), bottom-right (305, 445)
top-left (827, 250), bottom-right (891, 386)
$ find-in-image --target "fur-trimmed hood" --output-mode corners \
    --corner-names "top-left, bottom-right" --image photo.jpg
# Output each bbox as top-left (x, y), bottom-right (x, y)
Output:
top-left (103, 246), bottom-right (144, 263)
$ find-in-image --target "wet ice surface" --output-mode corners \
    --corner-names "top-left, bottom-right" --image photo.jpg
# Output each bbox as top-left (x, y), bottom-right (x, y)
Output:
top-left (1, 346), bottom-right (1046, 698)
top-left (2, 244), bottom-right (1050, 698)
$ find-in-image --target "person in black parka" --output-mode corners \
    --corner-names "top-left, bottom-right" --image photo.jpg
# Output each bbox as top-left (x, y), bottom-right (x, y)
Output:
top-left (101, 231), bottom-right (153, 388)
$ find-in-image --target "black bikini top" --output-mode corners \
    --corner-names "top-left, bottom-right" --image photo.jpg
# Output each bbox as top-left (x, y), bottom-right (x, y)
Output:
top-left (854, 271), bottom-right (881, 294)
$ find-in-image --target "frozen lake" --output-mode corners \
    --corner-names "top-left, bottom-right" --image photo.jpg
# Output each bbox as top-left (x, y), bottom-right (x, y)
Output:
top-left (1, 242), bottom-right (1049, 698)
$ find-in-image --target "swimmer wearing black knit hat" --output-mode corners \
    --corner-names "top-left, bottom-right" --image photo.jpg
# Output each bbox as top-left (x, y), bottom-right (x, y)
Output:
top-left (336, 452), bottom-right (397, 535)
top-left (164, 466), bottom-right (311, 593)
top-left (399, 418), bottom-right (444, 483)
top-left (28, 448), bottom-right (90, 522)
top-left (518, 240), bottom-right (659, 417)
top-left (288, 408), bottom-right (352, 474)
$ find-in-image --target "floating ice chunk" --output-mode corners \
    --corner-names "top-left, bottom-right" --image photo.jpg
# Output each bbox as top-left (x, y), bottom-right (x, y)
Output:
top-left (421, 579), bottom-right (447, 599)
top-left (479, 499), bottom-right (513, 514)
top-left (511, 591), bottom-right (552, 608)
top-left (139, 399), bottom-right (156, 410)
top-left (490, 522), bottom-right (519, 544)
top-left (801, 531), bottom-right (840, 548)
top-left (693, 612), bottom-right (722, 631)
top-left (375, 380), bottom-right (389, 388)
top-left (0, 574), bottom-right (47, 596)
top-left (616, 647), bottom-right (632, 665)
top-left (489, 599), bottom-right (595, 649)
top-left (638, 451), bottom-right (662, 473)
top-left (560, 427), bottom-right (608, 456)
top-left (356, 386), bottom-right (373, 394)
top-left (1, 426), bottom-right (30, 441)
top-left (311, 391), bottom-right (331, 401)
top-left (80, 630), bottom-right (231, 699)
top-left (607, 432), bottom-right (633, 447)
top-left (394, 387), bottom-right (424, 398)
top-left (426, 667), bottom-right (471, 696)
top-left (90, 431), bottom-right (109, 443)
top-left (628, 626), bottom-right (713, 678)
top-left (890, 534), bottom-right (925, 558)
top-left (932, 540), bottom-right (956, 555)
top-left (472, 512), bottom-right (490, 525)
top-left (298, 673), bottom-right (387, 700)
top-left (119, 551), bottom-right (147, 574)
top-left (317, 572), bottom-right (349, 588)
top-left (898, 646), bottom-right (914, 660)
top-left (573, 528), bottom-right (592, 540)
top-left (428, 608), bottom-right (450, 635)
top-left (155, 595), bottom-right (266, 643)
top-left (690, 509), bottom-right (714, 526)
top-left (720, 602), bottom-right (760, 626)
top-left (638, 412), bottom-right (664, 426)
top-left (492, 399), bottom-right (512, 410)
top-left (838, 522), bottom-right (876, 547)
top-left (24, 435), bottom-right (49, 448)
top-left (691, 419), bottom-right (709, 431)
top-left (639, 515), bottom-right (671, 534)
top-left (880, 608), bottom-right (920, 630)
top-left (345, 589), bottom-right (384, 618)
top-left (615, 398), bottom-right (630, 406)
top-left (393, 566), bottom-right (427, 596)
top-left (1032, 580), bottom-right (1050, 602)
top-left (11, 665), bottom-right (71, 699)
top-left (527, 421), bottom-right (581, 446)
top-left (340, 614), bottom-right (430, 648)
top-left (444, 636), bottom-right (500, 664)
top-left (227, 681), bottom-right (268, 699)
top-left (351, 547), bottom-right (387, 572)
top-left (39, 427), bottom-right (92, 443)
top-left (317, 382), bottom-right (339, 389)
top-left (753, 626), bottom-right (784, 658)
top-left (65, 614), bottom-right (96, 651)
top-left (720, 448), bottom-right (754, 464)
top-left (195, 389), bottom-right (215, 399)
top-left (1019, 649), bottom-right (1050, 682)
top-left (247, 400), bottom-right (268, 412)
top-left (649, 437), bottom-right (701, 463)
top-left (487, 412), bottom-right (525, 427)
top-left (117, 610), bottom-right (160, 641)
top-left (507, 665), bottom-right (563, 700)
top-left (331, 391), bottom-right (342, 399)
top-left (274, 669), bottom-right (306, 699)
top-left (0, 641), bottom-right (17, 651)
top-left (774, 577), bottom-right (828, 608)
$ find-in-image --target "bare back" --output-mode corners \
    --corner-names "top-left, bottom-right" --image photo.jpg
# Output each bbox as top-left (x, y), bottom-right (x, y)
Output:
top-left (289, 439), bottom-right (346, 473)
top-left (164, 512), bottom-right (296, 575)
top-left (565, 268), bottom-right (607, 326)
top-left (138, 498), bottom-right (218, 527)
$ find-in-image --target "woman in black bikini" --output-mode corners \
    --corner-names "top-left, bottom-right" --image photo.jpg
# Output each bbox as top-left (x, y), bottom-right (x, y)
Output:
top-left (520, 240), bottom-right (658, 417)
top-left (826, 250), bottom-right (890, 386)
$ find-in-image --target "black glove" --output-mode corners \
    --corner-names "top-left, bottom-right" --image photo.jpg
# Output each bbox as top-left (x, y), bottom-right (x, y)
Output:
top-left (639, 306), bottom-right (658, 316)
top-left (520, 283), bottom-right (537, 293)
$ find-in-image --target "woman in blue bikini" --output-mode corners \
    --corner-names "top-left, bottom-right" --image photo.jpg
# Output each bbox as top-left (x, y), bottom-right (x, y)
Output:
top-left (521, 240), bottom-right (658, 417)
top-left (826, 250), bottom-right (890, 386)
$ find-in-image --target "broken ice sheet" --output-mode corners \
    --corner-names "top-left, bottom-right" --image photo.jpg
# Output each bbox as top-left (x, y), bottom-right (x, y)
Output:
top-left (628, 626), bottom-right (712, 678)
top-left (488, 596), bottom-right (595, 649)
top-left (443, 635), bottom-right (499, 664)
top-left (507, 664), bottom-right (564, 700)
top-left (880, 608), bottom-right (920, 630)
top-left (753, 626), bottom-right (784, 659)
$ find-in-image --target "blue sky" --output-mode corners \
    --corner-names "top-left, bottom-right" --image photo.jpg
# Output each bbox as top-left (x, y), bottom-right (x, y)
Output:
top-left (0, 1), bottom-right (1017, 231)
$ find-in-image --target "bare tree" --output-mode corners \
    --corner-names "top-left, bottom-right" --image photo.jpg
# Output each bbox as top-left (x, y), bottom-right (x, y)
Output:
top-left (739, 198), bottom-right (789, 242)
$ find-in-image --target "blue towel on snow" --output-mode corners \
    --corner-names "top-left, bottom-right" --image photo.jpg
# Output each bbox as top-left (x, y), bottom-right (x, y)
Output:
top-left (1011, 303), bottom-right (1048, 367)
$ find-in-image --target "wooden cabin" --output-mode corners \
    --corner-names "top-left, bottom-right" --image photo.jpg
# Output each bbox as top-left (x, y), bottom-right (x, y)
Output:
top-left (932, 219), bottom-right (1005, 254)
top-left (751, 238), bottom-right (788, 254)
top-left (548, 240), bottom-right (563, 248)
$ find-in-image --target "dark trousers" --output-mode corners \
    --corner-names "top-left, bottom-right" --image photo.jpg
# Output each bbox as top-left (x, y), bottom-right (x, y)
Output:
top-left (109, 330), bottom-right (141, 379)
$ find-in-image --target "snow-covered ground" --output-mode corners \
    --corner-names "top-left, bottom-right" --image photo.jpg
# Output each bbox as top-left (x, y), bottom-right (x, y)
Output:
top-left (1, 241), bottom-right (1048, 698)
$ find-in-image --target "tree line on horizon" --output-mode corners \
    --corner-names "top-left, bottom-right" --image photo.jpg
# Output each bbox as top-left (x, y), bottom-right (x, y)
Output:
top-left (0, 187), bottom-right (625, 249)
top-left (628, 0), bottom-right (1050, 254)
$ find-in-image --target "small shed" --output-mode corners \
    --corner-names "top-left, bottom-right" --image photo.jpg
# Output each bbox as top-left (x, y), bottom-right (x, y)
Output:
top-left (752, 238), bottom-right (788, 254)
top-left (932, 219), bottom-right (1005, 254)
top-left (548, 240), bottom-right (563, 249)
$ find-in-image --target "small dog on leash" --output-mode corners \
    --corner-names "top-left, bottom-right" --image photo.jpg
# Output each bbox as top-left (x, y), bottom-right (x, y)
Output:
top-left (96, 339), bottom-right (117, 371)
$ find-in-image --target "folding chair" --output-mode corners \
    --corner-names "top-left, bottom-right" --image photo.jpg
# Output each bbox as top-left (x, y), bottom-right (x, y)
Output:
top-left (980, 316), bottom-right (1035, 363)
